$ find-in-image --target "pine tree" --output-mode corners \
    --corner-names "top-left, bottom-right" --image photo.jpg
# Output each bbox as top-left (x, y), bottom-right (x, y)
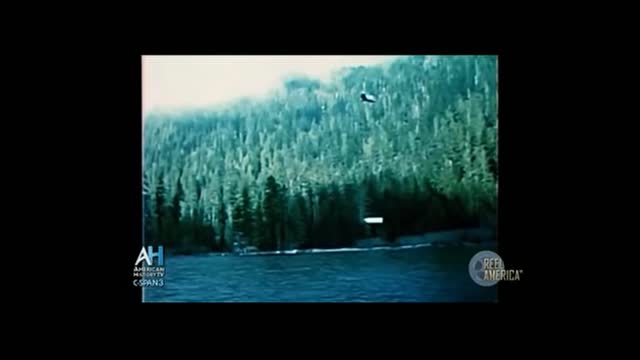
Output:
top-left (143, 174), bottom-right (154, 246)
top-left (252, 202), bottom-right (265, 250)
top-left (263, 175), bottom-right (281, 251)
top-left (231, 192), bottom-right (245, 241)
top-left (216, 185), bottom-right (228, 252)
top-left (153, 174), bottom-right (166, 246)
top-left (171, 173), bottom-right (185, 247)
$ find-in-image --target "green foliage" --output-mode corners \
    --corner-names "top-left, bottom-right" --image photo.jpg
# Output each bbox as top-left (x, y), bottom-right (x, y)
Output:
top-left (143, 55), bottom-right (498, 252)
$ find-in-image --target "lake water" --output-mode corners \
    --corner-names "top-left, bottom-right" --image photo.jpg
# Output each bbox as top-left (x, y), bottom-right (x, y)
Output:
top-left (143, 245), bottom-right (498, 302)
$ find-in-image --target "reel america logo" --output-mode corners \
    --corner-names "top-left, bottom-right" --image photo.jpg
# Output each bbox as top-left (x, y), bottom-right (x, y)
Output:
top-left (468, 250), bottom-right (523, 287)
top-left (133, 246), bottom-right (165, 287)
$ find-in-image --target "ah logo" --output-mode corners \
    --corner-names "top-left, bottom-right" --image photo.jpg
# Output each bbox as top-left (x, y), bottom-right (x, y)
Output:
top-left (135, 246), bottom-right (164, 266)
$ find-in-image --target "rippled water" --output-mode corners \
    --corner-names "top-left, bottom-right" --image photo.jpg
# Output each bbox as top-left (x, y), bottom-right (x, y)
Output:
top-left (143, 246), bottom-right (498, 302)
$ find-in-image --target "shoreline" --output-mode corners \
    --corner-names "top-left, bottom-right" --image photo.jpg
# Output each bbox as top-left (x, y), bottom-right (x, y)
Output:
top-left (165, 227), bottom-right (497, 256)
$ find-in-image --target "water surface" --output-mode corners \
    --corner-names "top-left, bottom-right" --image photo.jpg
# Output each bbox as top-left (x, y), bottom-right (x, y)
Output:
top-left (143, 246), bottom-right (498, 302)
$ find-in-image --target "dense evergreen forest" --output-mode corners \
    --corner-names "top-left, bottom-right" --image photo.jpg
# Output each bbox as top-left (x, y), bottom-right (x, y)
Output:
top-left (143, 55), bottom-right (498, 254)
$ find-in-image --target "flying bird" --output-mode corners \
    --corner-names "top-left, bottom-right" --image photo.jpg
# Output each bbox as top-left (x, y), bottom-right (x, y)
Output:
top-left (360, 92), bottom-right (376, 103)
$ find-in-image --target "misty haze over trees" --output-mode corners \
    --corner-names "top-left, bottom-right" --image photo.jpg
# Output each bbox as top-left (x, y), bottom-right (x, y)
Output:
top-left (143, 55), bottom-right (498, 254)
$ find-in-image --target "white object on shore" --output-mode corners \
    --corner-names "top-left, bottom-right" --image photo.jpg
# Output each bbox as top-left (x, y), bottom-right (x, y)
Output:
top-left (364, 217), bottom-right (384, 224)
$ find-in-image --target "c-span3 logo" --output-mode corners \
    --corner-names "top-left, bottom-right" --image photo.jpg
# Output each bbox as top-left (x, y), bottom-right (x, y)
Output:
top-left (133, 246), bottom-right (165, 287)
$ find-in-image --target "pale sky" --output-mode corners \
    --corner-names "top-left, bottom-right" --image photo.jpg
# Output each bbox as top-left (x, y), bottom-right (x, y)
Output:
top-left (142, 55), bottom-right (401, 116)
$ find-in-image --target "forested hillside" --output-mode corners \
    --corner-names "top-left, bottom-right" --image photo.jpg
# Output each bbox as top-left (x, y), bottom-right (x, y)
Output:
top-left (143, 55), bottom-right (498, 253)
